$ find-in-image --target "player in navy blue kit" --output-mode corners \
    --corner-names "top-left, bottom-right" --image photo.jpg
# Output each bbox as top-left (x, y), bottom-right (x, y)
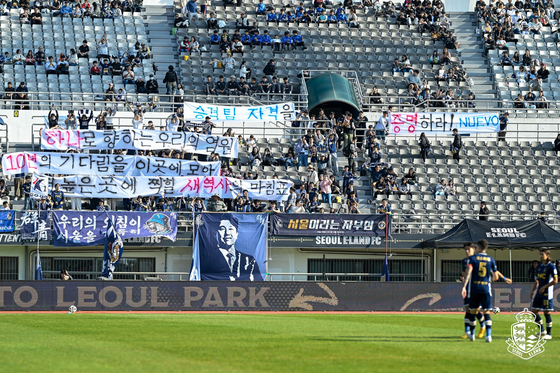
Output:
top-left (461, 243), bottom-right (485, 339)
top-left (462, 240), bottom-right (511, 342)
top-left (530, 249), bottom-right (558, 340)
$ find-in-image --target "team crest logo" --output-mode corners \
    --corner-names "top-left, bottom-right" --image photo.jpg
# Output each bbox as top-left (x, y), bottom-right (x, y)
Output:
top-left (506, 308), bottom-right (546, 360)
top-left (195, 214), bottom-right (204, 227)
top-left (378, 221), bottom-right (386, 230)
top-left (6, 212), bottom-right (12, 221)
top-left (145, 213), bottom-right (173, 235)
top-left (31, 176), bottom-right (49, 199)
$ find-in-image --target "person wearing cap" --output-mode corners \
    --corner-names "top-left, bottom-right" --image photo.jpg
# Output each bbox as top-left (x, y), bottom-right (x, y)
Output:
top-left (236, 12), bottom-right (248, 29)
top-left (207, 194), bottom-right (227, 212)
top-left (78, 39), bottom-right (89, 58)
top-left (226, 75), bottom-right (240, 96)
top-left (223, 52), bottom-right (235, 71)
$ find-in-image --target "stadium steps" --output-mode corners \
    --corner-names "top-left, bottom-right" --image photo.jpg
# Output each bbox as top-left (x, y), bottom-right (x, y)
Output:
top-left (144, 5), bottom-right (181, 99)
top-left (448, 12), bottom-right (498, 102)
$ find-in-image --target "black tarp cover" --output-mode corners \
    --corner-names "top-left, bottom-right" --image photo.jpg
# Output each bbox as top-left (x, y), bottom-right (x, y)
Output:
top-left (422, 219), bottom-right (560, 248)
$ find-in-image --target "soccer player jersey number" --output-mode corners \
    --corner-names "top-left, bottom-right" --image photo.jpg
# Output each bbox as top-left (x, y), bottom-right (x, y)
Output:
top-left (478, 262), bottom-right (487, 278)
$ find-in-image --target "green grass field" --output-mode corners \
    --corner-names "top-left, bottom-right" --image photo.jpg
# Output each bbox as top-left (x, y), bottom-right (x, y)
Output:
top-left (0, 313), bottom-right (557, 373)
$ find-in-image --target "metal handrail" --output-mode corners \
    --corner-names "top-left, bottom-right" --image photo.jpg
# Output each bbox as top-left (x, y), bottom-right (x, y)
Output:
top-left (267, 272), bottom-right (425, 281)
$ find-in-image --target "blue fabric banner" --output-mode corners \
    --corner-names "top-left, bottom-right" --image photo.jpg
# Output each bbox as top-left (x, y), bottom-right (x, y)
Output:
top-left (53, 211), bottom-right (178, 247)
top-left (101, 219), bottom-right (124, 279)
top-left (20, 211), bottom-right (52, 241)
top-left (190, 213), bottom-right (267, 281)
top-left (0, 210), bottom-right (15, 232)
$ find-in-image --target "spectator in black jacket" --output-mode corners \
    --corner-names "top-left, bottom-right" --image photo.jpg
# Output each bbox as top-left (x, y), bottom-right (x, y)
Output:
top-left (204, 76), bottom-right (217, 96)
top-left (554, 133), bottom-right (560, 154)
top-left (146, 75), bottom-right (159, 94)
top-left (78, 110), bottom-right (94, 130)
top-left (47, 107), bottom-right (59, 129)
top-left (418, 132), bottom-right (431, 162)
top-left (226, 75), bottom-right (239, 96)
top-left (478, 201), bottom-right (489, 221)
top-left (163, 65), bottom-right (178, 96)
top-left (451, 128), bottom-right (462, 161)
top-left (263, 59), bottom-right (276, 82)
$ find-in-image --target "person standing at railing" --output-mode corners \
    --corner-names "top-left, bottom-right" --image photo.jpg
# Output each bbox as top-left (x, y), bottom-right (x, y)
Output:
top-left (47, 107), bottom-right (59, 129)
top-left (22, 176), bottom-right (34, 210)
top-left (478, 201), bottom-right (489, 221)
top-left (498, 113), bottom-right (509, 142)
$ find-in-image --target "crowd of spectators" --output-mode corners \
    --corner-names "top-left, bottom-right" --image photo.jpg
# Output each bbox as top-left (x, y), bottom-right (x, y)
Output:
top-left (476, 0), bottom-right (557, 108)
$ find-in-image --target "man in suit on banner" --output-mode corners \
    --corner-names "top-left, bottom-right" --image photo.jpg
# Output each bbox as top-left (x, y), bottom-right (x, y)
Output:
top-left (199, 214), bottom-right (264, 281)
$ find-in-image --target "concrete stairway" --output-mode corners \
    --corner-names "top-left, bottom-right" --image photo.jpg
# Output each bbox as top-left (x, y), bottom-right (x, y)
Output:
top-left (144, 5), bottom-right (180, 98)
top-left (449, 12), bottom-right (498, 103)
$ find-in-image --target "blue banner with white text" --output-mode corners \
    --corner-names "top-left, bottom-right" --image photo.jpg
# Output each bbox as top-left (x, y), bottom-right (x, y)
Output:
top-left (0, 210), bottom-right (15, 232)
top-left (53, 211), bottom-right (177, 247)
top-left (190, 213), bottom-right (267, 281)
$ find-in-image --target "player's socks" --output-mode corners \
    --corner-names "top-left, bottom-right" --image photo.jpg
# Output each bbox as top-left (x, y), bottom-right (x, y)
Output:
top-left (464, 312), bottom-right (471, 334)
top-left (535, 314), bottom-right (545, 332)
top-left (545, 313), bottom-right (552, 336)
top-left (484, 314), bottom-right (492, 338)
top-left (467, 313), bottom-right (477, 339)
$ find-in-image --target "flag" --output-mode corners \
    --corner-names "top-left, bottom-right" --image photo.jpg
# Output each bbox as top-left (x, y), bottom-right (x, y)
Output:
top-left (101, 219), bottom-right (123, 279)
top-left (35, 249), bottom-right (43, 280)
top-left (31, 174), bottom-right (50, 200)
top-left (381, 253), bottom-right (390, 282)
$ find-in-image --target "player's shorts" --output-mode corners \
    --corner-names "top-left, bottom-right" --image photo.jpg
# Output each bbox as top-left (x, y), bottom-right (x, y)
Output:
top-left (469, 292), bottom-right (492, 311)
top-left (463, 295), bottom-right (470, 307)
top-left (532, 294), bottom-right (554, 312)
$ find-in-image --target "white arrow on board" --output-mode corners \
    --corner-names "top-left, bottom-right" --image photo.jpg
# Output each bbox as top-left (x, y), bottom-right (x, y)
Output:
top-left (289, 283), bottom-right (339, 311)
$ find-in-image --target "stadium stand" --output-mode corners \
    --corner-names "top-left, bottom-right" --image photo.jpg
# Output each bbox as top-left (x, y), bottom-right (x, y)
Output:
top-left (0, 0), bottom-right (559, 222)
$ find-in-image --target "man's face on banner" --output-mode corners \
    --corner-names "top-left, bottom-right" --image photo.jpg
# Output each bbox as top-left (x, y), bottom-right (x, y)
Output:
top-left (218, 220), bottom-right (238, 248)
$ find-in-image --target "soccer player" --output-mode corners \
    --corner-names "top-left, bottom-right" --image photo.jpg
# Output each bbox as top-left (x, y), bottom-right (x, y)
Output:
top-left (530, 249), bottom-right (558, 340)
top-left (461, 243), bottom-right (485, 339)
top-left (462, 239), bottom-right (511, 342)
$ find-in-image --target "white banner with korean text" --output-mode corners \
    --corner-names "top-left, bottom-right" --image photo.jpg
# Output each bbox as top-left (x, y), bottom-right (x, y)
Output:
top-left (39, 175), bottom-right (293, 200)
top-left (184, 102), bottom-right (296, 122)
top-left (389, 112), bottom-right (500, 135)
top-left (2, 152), bottom-right (221, 177)
top-left (40, 129), bottom-right (239, 158)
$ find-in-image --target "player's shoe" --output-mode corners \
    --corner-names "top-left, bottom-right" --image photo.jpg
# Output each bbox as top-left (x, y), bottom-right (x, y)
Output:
top-left (461, 333), bottom-right (468, 339)
top-left (467, 332), bottom-right (475, 341)
top-left (543, 335), bottom-right (552, 340)
top-left (485, 336), bottom-right (492, 343)
top-left (477, 326), bottom-right (486, 339)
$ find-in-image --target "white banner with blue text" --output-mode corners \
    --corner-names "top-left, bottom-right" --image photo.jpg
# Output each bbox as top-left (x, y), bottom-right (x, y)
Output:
top-left (389, 112), bottom-right (500, 135)
top-left (184, 102), bottom-right (296, 122)
top-left (40, 129), bottom-right (239, 158)
top-left (2, 152), bottom-right (220, 177)
top-left (40, 175), bottom-right (293, 200)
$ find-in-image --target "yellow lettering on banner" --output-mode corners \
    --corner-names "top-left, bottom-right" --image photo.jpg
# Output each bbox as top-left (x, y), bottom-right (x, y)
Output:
top-left (184, 287), bottom-right (204, 307)
top-left (99, 286), bottom-right (123, 308)
top-left (13, 286), bottom-right (38, 308)
top-left (0, 287), bottom-right (12, 307)
top-left (56, 286), bottom-right (74, 308)
top-left (203, 287), bottom-right (224, 307)
top-left (150, 287), bottom-right (169, 307)
top-left (227, 287), bottom-right (247, 307)
top-left (288, 220), bottom-right (298, 229)
top-left (78, 286), bottom-right (98, 308)
top-left (248, 287), bottom-right (270, 308)
top-left (125, 287), bottom-right (147, 308)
